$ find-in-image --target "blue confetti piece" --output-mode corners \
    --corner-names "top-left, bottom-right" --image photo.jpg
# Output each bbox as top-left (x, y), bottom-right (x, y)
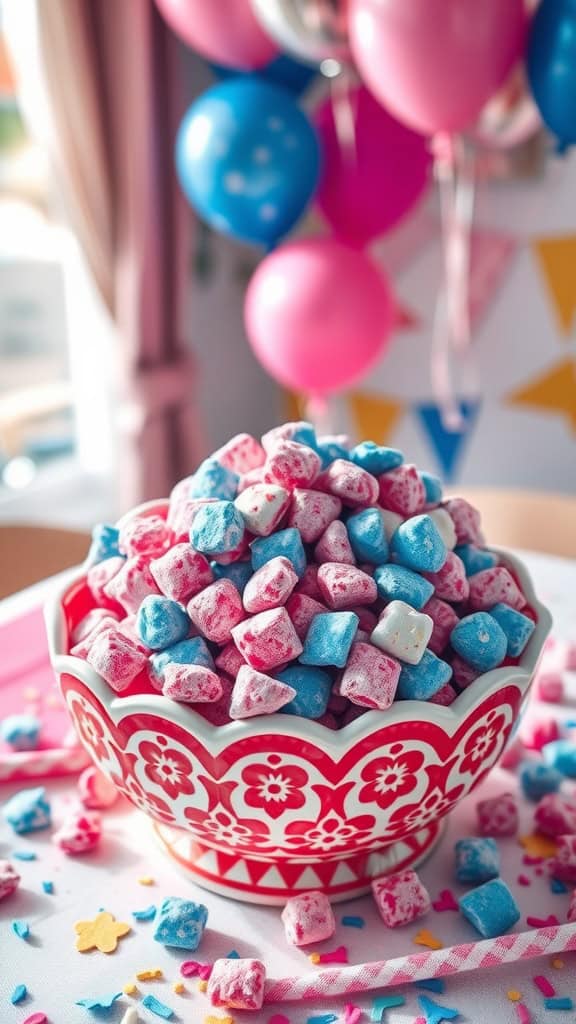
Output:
top-left (307, 1016), bottom-right (337, 1024)
top-left (371, 996), bottom-right (405, 1021)
top-left (10, 984), bottom-right (27, 1004)
top-left (12, 920), bottom-right (30, 940)
top-left (76, 992), bottom-right (122, 1011)
top-left (564, 720), bottom-right (576, 728)
top-left (226, 949), bottom-right (240, 958)
top-left (132, 904), bottom-right (156, 920)
top-left (550, 877), bottom-right (568, 893)
top-left (142, 994), bottom-right (174, 1019)
top-left (418, 995), bottom-right (460, 1024)
top-left (342, 915), bottom-right (365, 929)
top-left (417, 979), bottom-right (446, 994)
top-left (42, 880), bottom-right (54, 894)
top-left (544, 997), bottom-right (573, 1010)
top-left (12, 850), bottom-right (37, 861)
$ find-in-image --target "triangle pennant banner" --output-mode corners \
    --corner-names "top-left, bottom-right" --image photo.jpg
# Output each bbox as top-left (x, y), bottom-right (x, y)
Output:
top-left (415, 401), bottom-right (481, 481)
top-left (533, 236), bottom-right (576, 336)
top-left (349, 393), bottom-right (405, 446)
top-left (508, 357), bottom-right (576, 432)
top-left (469, 230), bottom-right (518, 330)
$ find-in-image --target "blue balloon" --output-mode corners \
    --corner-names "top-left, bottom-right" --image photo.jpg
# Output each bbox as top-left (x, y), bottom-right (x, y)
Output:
top-left (528, 0), bottom-right (576, 152)
top-left (209, 54), bottom-right (317, 96)
top-left (176, 78), bottom-right (321, 247)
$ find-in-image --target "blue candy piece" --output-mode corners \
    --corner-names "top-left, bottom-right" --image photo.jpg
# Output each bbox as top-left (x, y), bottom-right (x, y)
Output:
top-left (543, 740), bottom-right (576, 778)
top-left (396, 650), bottom-right (453, 701)
top-left (488, 603), bottom-right (535, 658)
top-left (454, 544), bottom-right (497, 576)
top-left (276, 665), bottom-right (332, 719)
top-left (374, 564), bottom-right (434, 610)
top-left (454, 837), bottom-right (500, 884)
top-left (189, 457), bottom-right (238, 500)
top-left (519, 760), bottom-right (562, 801)
top-left (346, 508), bottom-right (389, 565)
top-left (150, 637), bottom-right (214, 680)
top-left (315, 437), bottom-right (350, 468)
top-left (3, 786), bottom-right (51, 834)
top-left (450, 612), bottom-right (507, 672)
top-left (86, 523), bottom-right (121, 565)
top-left (1, 713), bottom-right (41, 751)
top-left (417, 995), bottom-right (459, 1024)
top-left (300, 611), bottom-right (359, 668)
top-left (136, 595), bottom-right (190, 651)
top-left (153, 896), bottom-right (208, 950)
top-left (289, 421), bottom-right (317, 448)
top-left (142, 994), bottom-right (174, 1019)
top-left (190, 500), bottom-right (245, 556)
top-left (11, 984), bottom-right (27, 1004)
top-left (76, 992), bottom-right (122, 1011)
top-left (391, 515), bottom-right (447, 573)
top-left (212, 560), bottom-right (253, 594)
top-left (251, 527), bottom-right (306, 578)
top-left (350, 441), bottom-right (404, 475)
top-left (458, 877), bottom-right (520, 938)
top-left (419, 471), bottom-right (443, 505)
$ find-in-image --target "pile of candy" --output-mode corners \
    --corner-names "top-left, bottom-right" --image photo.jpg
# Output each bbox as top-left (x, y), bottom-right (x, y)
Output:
top-left (72, 422), bottom-right (538, 727)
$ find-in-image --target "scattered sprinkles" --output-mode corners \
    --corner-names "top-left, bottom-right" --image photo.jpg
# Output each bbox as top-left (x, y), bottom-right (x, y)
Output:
top-left (268, 1017), bottom-right (290, 1024)
top-left (76, 992), bottom-right (123, 1010)
top-left (41, 880), bottom-right (54, 894)
top-left (342, 916), bottom-right (365, 929)
top-left (310, 945), bottom-right (348, 964)
top-left (142, 993), bottom-right (174, 1019)
top-left (431, 889), bottom-right (458, 912)
top-left (132, 904), bottom-right (156, 921)
top-left (518, 834), bottom-right (557, 857)
top-left (306, 1016), bottom-right (337, 1024)
top-left (138, 875), bottom-right (155, 885)
top-left (507, 990), bottom-right (522, 1002)
top-left (526, 914), bottom-right (558, 927)
top-left (74, 911), bottom-right (131, 953)
top-left (551, 959), bottom-right (565, 969)
top-left (11, 983), bottom-right (27, 1004)
top-left (413, 929), bottom-right (443, 950)
top-left (123, 982), bottom-right (138, 995)
top-left (515, 1005), bottom-right (531, 1024)
top-left (204, 1018), bottom-right (235, 1024)
top-left (544, 997), bottom-right (573, 1010)
top-left (12, 850), bottom-right (37, 861)
top-left (12, 919), bottom-right (30, 939)
top-left (172, 981), bottom-right (185, 994)
top-left (418, 979), bottom-right (446, 994)
top-left (533, 975), bottom-right (555, 997)
top-left (22, 1015), bottom-right (47, 1024)
top-left (181, 960), bottom-right (212, 979)
top-left (417, 995), bottom-right (460, 1023)
top-left (136, 968), bottom-right (163, 981)
top-left (226, 949), bottom-right (240, 958)
top-left (550, 878), bottom-right (568, 893)
top-left (343, 1004), bottom-right (362, 1024)
top-left (371, 996), bottom-right (405, 1020)
top-left (517, 874), bottom-right (531, 886)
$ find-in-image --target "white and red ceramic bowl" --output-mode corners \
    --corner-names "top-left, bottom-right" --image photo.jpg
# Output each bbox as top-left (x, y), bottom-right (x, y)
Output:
top-left (46, 514), bottom-right (550, 905)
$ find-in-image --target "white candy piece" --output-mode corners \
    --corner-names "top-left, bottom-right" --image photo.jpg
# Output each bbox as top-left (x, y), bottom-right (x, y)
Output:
top-left (428, 507), bottom-right (457, 550)
top-left (380, 508), bottom-right (404, 542)
top-left (234, 483), bottom-right (290, 537)
top-left (371, 600), bottom-right (433, 666)
top-left (121, 1009), bottom-right (139, 1024)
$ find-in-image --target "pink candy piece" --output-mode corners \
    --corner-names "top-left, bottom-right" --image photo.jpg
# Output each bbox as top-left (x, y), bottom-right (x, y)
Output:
top-left (187, 579), bottom-right (245, 644)
top-left (523, 717), bottom-right (560, 751)
top-left (86, 628), bottom-right (147, 691)
top-left (428, 683), bottom-right (457, 706)
top-left (444, 497), bottom-right (484, 545)
top-left (53, 810), bottom-right (102, 855)
top-left (215, 642), bottom-right (246, 678)
top-left (468, 566), bottom-right (526, 612)
top-left (235, 483), bottom-right (291, 537)
top-left (424, 552), bottom-right (469, 603)
top-left (314, 520), bottom-right (356, 565)
top-left (104, 555), bottom-right (160, 614)
top-left (162, 663), bottom-right (223, 703)
top-left (71, 608), bottom-right (120, 645)
top-left (262, 422), bottom-right (311, 452)
top-left (243, 556), bottom-right (298, 614)
top-left (150, 543), bottom-right (213, 602)
top-left (567, 889), bottom-right (576, 923)
top-left (215, 432), bottom-right (265, 474)
top-left (263, 440), bottom-right (322, 490)
top-left (0, 859), bottom-right (20, 901)
top-left (564, 644), bottom-right (576, 671)
top-left (534, 794), bottom-right (576, 837)
top-left (549, 834), bottom-right (576, 882)
top-left (378, 464), bottom-right (425, 517)
top-left (229, 665), bottom-right (296, 718)
top-left (288, 488), bottom-right (342, 543)
top-left (536, 672), bottom-right (564, 704)
top-left (281, 890), bottom-right (336, 946)
top-left (70, 615), bottom-right (119, 658)
top-left (477, 792), bottom-right (518, 837)
top-left (339, 641), bottom-right (400, 710)
top-left (317, 562), bottom-right (377, 609)
top-left (119, 513), bottom-right (172, 558)
top-left (499, 736), bottom-right (526, 771)
top-left (422, 597), bottom-right (459, 657)
top-left (372, 868), bottom-right (431, 928)
top-left (317, 459), bottom-right (379, 508)
top-left (232, 607), bottom-right (303, 672)
top-left (78, 766), bottom-right (118, 809)
top-left (87, 557), bottom-right (125, 605)
top-left (285, 592), bottom-right (326, 641)
top-left (207, 957), bottom-right (266, 1010)
top-left (211, 531), bottom-right (250, 567)
top-left (116, 615), bottom-right (152, 651)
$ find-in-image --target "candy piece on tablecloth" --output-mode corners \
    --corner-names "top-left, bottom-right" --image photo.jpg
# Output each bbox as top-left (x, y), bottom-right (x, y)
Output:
top-left (423, 552), bottom-right (469, 603)
top-left (420, 470), bottom-right (443, 505)
top-left (263, 440), bottom-right (322, 489)
top-left (150, 637), bottom-right (214, 686)
top-left (262, 420), bottom-right (317, 452)
top-left (243, 556), bottom-right (298, 614)
top-left (86, 523), bottom-right (121, 565)
top-left (427, 508), bottom-right (457, 551)
top-left (444, 497), bottom-right (484, 545)
top-left (119, 514), bottom-right (171, 558)
top-left (450, 612), bottom-right (507, 672)
top-left (207, 957), bottom-right (266, 1010)
top-left (0, 714), bottom-right (41, 751)
top-left (488, 603), bottom-right (535, 657)
top-left (536, 672), bottom-right (564, 704)
top-left (150, 544), bottom-right (213, 602)
top-left (251, 527), bottom-right (306, 578)
top-left (104, 555), bottom-right (160, 614)
top-left (346, 507), bottom-right (389, 565)
top-left (78, 766), bottom-right (118, 809)
top-left (87, 629), bottom-right (147, 691)
top-left (543, 741), bottom-right (576, 779)
top-left (350, 441), bottom-right (403, 475)
top-left (162, 664), bottom-right (223, 704)
top-left (476, 793), bottom-right (518, 837)
top-left (295, 564), bottom-right (322, 599)
top-left (214, 432), bottom-right (265, 475)
top-left (450, 654), bottom-right (480, 690)
top-left (71, 608), bottom-right (120, 645)
top-left (215, 642), bottom-right (246, 677)
top-left (230, 665), bottom-right (296, 719)
top-left (3, 787), bottom-right (51, 834)
top-left (339, 641), bottom-right (400, 710)
top-left (428, 683), bottom-right (457, 706)
top-left (524, 718), bottom-right (560, 751)
top-left (396, 650), bottom-right (453, 701)
top-left (87, 557), bottom-right (125, 605)
top-left (190, 501), bottom-right (245, 557)
top-left (422, 598), bottom-right (459, 657)
top-left (499, 736), bottom-right (526, 771)
top-left (0, 861), bottom-right (20, 901)
top-left (374, 564), bottom-right (434, 610)
top-left (317, 563), bottom-right (377, 610)
top-left (276, 665), bottom-right (332, 719)
top-left (187, 579), bottom-right (245, 644)
top-left (468, 568), bottom-right (526, 612)
top-left (287, 488), bottom-right (342, 544)
top-left (53, 810), bottom-right (101, 855)
top-left (519, 761), bottom-right (562, 802)
top-left (314, 520), bottom-right (356, 566)
top-left (316, 459), bottom-right (379, 508)
top-left (285, 593), bottom-right (326, 641)
top-left (231, 608), bottom-right (303, 671)
top-left (454, 544), bottom-right (497, 576)
top-left (454, 837), bottom-right (500, 884)
top-left (136, 596), bottom-right (190, 651)
top-left (378, 464), bottom-right (425, 516)
top-left (300, 611), bottom-right (358, 668)
top-left (153, 897), bottom-right (208, 950)
top-left (371, 601), bottom-right (433, 666)
top-left (391, 515), bottom-right (447, 574)
top-left (458, 878), bottom-right (520, 938)
top-left (281, 891), bottom-right (336, 946)
top-left (549, 835), bottom-right (576, 883)
top-left (534, 794), bottom-right (576, 837)
top-left (372, 869), bottom-right (431, 928)
top-left (189, 458), bottom-right (239, 500)
top-left (234, 483), bottom-right (290, 538)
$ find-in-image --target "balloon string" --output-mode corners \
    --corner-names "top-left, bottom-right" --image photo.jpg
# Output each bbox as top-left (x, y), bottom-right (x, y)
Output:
top-left (306, 394), bottom-right (333, 436)
top-left (450, 137), bottom-right (475, 350)
top-left (330, 65), bottom-right (357, 164)
top-left (432, 133), bottom-right (464, 431)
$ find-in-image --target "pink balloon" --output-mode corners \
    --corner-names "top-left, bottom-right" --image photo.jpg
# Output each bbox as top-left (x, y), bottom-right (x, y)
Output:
top-left (154, 0), bottom-right (277, 70)
top-left (348, 0), bottom-right (527, 135)
top-left (244, 239), bottom-right (394, 396)
top-left (314, 86), bottom-right (432, 247)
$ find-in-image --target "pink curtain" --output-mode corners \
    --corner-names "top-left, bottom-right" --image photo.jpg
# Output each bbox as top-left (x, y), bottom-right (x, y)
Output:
top-left (37, 0), bottom-right (202, 508)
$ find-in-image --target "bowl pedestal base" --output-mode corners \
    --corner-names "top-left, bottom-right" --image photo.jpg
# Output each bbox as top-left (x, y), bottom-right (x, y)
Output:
top-left (153, 819), bottom-right (444, 905)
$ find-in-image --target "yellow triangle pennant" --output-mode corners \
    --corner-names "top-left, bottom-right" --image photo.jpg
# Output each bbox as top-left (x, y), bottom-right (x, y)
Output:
top-left (508, 357), bottom-right (576, 432)
top-left (533, 236), bottom-right (576, 336)
top-left (349, 392), bottom-right (405, 445)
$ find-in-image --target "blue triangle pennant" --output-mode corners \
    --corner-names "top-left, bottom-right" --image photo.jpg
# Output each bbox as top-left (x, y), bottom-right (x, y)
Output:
top-left (415, 401), bottom-right (480, 482)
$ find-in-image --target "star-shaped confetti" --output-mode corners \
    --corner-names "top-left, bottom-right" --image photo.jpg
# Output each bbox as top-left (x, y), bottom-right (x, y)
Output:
top-left (74, 911), bottom-right (131, 954)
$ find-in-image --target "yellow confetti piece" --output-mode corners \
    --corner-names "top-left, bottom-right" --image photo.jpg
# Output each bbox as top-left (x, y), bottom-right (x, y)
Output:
top-left (309, 952), bottom-right (321, 964)
top-left (413, 928), bottom-right (443, 950)
top-left (204, 1017), bottom-right (235, 1024)
top-left (551, 958), bottom-right (565, 969)
top-left (136, 968), bottom-right (163, 981)
top-left (123, 983), bottom-right (138, 996)
top-left (74, 911), bottom-right (131, 954)
top-left (507, 990), bottom-right (522, 1002)
top-left (172, 982), bottom-right (185, 994)
top-left (518, 833), bottom-right (558, 858)
top-left (138, 876), bottom-right (155, 885)
top-left (198, 981), bottom-right (208, 993)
